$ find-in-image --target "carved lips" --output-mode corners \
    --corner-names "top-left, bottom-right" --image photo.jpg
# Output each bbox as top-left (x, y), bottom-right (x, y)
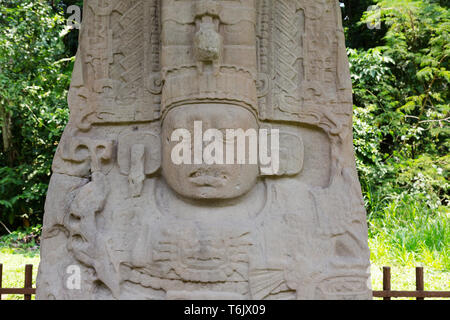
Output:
top-left (189, 168), bottom-right (229, 187)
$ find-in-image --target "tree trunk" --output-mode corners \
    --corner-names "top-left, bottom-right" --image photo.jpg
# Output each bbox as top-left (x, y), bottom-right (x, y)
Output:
top-left (0, 103), bottom-right (14, 166)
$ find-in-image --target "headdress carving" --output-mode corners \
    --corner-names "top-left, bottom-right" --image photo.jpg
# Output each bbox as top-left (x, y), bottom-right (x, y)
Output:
top-left (160, 0), bottom-right (259, 119)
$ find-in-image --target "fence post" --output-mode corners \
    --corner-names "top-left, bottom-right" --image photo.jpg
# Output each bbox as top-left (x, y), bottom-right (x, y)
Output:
top-left (416, 266), bottom-right (424, 300)
top-left (0, 263), bottom-right (3, 300)
top-left (383, 266), bottom-right (391, 300)
top-left (24, 264), bottom-right (33, 300)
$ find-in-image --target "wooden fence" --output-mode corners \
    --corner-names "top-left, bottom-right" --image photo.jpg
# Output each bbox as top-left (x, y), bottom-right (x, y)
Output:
top-left (0, 264), bottom-right (35, 300)
top-left (0, 264), bottom-right (448, 300)
top-left (372, 266), bottom-right (450, 300)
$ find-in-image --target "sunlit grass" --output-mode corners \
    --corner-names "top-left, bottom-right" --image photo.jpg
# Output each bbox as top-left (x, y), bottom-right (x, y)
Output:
top-left (368, 194), bottom-right (449, 271)
top-left (0, 248), bottom-right (39, 300)
top-left (368, 194), bottom-right (449, 299)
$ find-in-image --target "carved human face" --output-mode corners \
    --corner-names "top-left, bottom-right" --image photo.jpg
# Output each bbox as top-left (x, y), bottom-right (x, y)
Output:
top-left (162, 104), bottom-right (259, 200)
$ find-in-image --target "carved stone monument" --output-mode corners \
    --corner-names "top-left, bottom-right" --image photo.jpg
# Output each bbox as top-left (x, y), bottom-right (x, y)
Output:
top-left (37, 0), bottom-right (372, 300)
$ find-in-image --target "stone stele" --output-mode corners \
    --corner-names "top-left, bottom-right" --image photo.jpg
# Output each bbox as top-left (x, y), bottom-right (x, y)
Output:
top-left (37, 0), bottom-right (372, 300)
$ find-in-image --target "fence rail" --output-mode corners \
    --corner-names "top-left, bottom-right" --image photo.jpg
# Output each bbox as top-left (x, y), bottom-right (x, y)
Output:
top-left (372, 266), bottom-right (450, 300)
top-left (0, 264), bottom-right (36, 300)
top-left (0, 264), bottom-right (448, 300)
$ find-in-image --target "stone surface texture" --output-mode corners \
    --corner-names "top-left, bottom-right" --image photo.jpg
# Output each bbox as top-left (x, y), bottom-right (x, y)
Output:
top-left (37, 0), bottom-right (372, 300)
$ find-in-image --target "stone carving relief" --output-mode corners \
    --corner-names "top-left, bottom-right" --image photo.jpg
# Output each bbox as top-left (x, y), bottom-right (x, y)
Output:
top-left (37, 0), bottom-right (372, 300)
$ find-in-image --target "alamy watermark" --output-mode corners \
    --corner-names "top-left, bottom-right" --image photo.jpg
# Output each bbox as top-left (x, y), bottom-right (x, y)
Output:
top-left (366, 5), bottom-right (381, 30)
top-left (66, 265), bottom-right (81, 290)
top-left (67, 5), bottom-right (82, 30)
top-left (170, 122), bottom-right (280, 175)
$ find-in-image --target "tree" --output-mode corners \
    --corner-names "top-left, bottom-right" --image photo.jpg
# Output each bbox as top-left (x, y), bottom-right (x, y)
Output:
top-left (351, 0), bottom-right (449, 211)
top-left (342, 0), bottom-right (387, 49)
top-left (0, 0), bottom-right (73, 231)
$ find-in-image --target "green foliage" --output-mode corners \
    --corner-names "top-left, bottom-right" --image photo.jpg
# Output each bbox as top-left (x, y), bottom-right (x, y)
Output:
top-left (368, 194), bottom-right (449, 270)
top-left (0, 0), bottom-right (73, 229)
top-left (342, 0), bottom-right (388, 49)
top-left (350, 0), bottom-right (449, 269)
top-left (0, 224), bottom-right (41, 256)
top-left (350, 0), bottom-right (449, 210)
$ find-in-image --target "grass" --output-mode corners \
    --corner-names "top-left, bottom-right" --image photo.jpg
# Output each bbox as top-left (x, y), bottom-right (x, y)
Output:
top-left (368, 194), bottom-right (449, 271)
top-left (0, 248), bottom-right (39, 300)
top-left (367, 193), bottom-right (449, 299)
top-left (0, 225), bottom-right (40, 300)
